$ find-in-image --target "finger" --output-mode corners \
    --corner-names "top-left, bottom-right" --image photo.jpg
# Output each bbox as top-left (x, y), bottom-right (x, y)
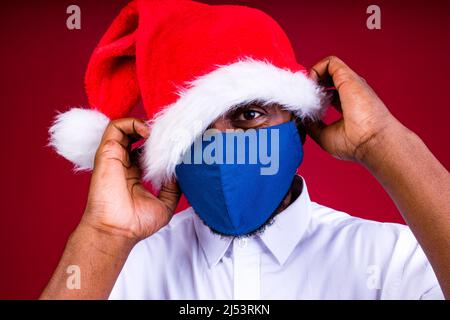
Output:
top-left (310, 56), bottom-right (356, 87)
top-left (310, 55), bottom-right (370, 103)
top-left (157, 179), bottom-right (181, 214)
top-left (304, 118), bottom-right (345, 154)
top-left (94, 138), bottom-right (132, 171)
top-left (309, 66), bottom-right (320, 83)
top-left (310, 56), bottom-right (348, 80)
top-left (126, 165), bottom-right (147, 195)
top-left (126, 163), bottom-right (142, 181)
top-left (100, 118), bottom-right (150, 150)
top-left (310, 56), bottom-right (370, 113)
top-left (94, 118), bottom-right (149, 170)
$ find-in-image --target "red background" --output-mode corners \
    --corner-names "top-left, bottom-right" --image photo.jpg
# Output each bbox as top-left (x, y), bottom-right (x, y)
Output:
top-left (0, 0), bottom-right (449, 299)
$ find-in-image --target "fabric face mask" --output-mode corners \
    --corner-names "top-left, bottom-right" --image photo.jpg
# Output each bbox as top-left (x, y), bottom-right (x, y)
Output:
top-left (175, 121), bottom-right (303, 236)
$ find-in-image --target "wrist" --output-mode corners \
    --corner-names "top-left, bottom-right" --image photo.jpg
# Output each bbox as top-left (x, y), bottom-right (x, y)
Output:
top-left (355, 119), bottom-right (412, 166)
top-left (80, 204), bottom-right (144, 242)
top-left (41, 218), bottom-right (135, 300)
top-left (72, 218), bottom-right (138, 259)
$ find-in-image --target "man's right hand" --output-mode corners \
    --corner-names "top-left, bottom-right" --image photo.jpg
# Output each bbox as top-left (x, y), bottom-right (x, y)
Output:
top-left (41, 118), bottom-right (181, 299)
top-left (82, 118), bottom-right (181, 243)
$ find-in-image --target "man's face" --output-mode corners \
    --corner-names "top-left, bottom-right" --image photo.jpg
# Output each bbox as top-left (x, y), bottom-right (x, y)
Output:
top-left (196, 102), bottom-right (305, 237)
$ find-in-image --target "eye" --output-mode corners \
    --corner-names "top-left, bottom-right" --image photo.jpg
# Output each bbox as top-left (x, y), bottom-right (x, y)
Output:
top-left (238, 110), bottom-right (263, 121)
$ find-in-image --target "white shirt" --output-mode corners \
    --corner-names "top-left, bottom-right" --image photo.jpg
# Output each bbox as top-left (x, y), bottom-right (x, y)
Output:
top-left (109, 179), bottom-right (443, 300)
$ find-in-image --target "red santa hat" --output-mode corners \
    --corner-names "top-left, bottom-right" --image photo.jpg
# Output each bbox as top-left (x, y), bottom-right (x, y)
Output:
top-left (49, 0), bottom-right (326, 188)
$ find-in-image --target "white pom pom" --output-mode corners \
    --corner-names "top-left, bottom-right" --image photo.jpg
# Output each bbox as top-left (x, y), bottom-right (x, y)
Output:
top-left (49, 108), bottom-right (110, 170)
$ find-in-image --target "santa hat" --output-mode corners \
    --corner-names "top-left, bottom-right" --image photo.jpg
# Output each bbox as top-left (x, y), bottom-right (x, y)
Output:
top-left (49, 0), bottom-right (326, 188)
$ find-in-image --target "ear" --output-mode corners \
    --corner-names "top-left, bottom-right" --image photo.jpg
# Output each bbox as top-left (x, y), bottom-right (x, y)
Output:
top-left (294, 116), bottom-right (307, 145)
top-left (85, 0), bottom-right (140, 119)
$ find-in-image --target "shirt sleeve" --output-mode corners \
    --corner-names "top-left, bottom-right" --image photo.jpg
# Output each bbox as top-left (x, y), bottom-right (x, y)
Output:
top-left (108, 243), bottom-right (145, 300)
top-left (108, 269), bottom-right (127, 300)
top-left (107, 239), bottom-right (163, 300)
top-left (393, 228), bottom-right (444, 300)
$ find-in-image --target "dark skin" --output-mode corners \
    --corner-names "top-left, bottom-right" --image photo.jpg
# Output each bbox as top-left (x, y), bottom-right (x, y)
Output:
top-left (41, 56), bottom-right (450, 299)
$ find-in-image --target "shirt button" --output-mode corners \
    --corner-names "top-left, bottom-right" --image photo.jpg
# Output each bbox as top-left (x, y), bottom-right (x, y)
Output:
top-left (238, 238), bottom-right (248, 248)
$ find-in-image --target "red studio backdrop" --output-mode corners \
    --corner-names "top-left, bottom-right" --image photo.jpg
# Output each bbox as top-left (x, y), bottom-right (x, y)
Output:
top-left (0, 0), bottom-right (449, 299)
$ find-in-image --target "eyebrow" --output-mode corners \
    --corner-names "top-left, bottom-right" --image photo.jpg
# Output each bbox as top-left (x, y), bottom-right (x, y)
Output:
top-left (228, 101), bottom-right (282, 117)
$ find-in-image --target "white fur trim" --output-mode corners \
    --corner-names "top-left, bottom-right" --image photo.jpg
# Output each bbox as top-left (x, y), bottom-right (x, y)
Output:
top-left (49, 108), bottom-right (110, 170)
top-left (143, 59), bottom-right (326, 187)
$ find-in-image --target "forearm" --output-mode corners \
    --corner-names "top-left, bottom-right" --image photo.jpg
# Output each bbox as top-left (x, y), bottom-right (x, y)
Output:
top-left (360, 123), bottom-right (450, 297)
top-left (40, 220), bottom-right (135, 300)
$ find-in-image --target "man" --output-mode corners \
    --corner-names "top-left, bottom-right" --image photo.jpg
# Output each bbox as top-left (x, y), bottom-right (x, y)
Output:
top-left (42, 0), bottom-right (449, 299)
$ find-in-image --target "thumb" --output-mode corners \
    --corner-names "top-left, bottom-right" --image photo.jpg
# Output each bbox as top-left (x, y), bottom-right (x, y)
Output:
top-left (157, 179), bottom-right (182, 214)
top-left (304, 118), bottom-right (346, 158)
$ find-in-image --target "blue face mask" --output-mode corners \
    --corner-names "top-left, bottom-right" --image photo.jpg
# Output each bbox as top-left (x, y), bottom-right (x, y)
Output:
top-left (175, 121), bottom-right (303, 236)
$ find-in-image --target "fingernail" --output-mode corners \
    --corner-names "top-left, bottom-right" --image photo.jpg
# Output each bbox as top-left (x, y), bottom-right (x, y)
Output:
top-left (137, 121), bottom-right (150, 138)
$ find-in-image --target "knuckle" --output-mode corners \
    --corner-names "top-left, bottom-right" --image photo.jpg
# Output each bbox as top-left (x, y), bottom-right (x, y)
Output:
top-left (334, 68), bottom-right (350, 81)
top-left (328, 55), bottom-right (340, 63)
top-left (329, 56), bottom-right (349, 70)
top-left (107, 118), bottom-right (127, 133)
top-left (109, 118), bottom-right (121, 126)
top-left (103, 139), bottom-right (120, 149)
top-left (96, 140), bottom-right (122, 159)
top-left (105, 120), bottom-right (117, 131)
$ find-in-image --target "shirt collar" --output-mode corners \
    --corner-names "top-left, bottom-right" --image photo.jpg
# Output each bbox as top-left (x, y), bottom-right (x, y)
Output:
top-left (258, 176), bottom-right (312, 265)
top-left (193, 176), bottom-right (312, 268)
top-left (193, 214), bottom-right (233, 268)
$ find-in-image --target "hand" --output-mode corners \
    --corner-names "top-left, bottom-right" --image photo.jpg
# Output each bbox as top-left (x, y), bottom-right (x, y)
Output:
top-left (81, 118), bottom-right (181, 243)
top-left (305, 56), bottom-right (402, 162)
top-left (305, 57), bottom-right (450, 298)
